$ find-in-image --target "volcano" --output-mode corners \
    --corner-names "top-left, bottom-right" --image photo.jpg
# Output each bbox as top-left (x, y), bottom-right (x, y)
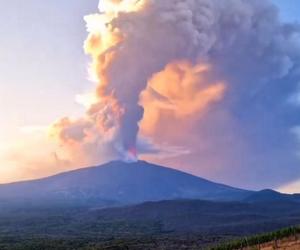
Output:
top-left (0, 161), bottom-right (254, 207)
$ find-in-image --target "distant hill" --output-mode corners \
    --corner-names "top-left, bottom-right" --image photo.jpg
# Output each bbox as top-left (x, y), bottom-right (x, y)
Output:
top-left (86, 199), bottom-right (300, 235)
top-left (243, 189), bottom-right (297, 203)
top-left (0, 161), bottom-right (252, 207)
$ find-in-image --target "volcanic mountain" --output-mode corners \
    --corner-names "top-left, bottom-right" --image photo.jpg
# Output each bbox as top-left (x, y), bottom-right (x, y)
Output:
top-left (0, 161), bottom-right (253, 207)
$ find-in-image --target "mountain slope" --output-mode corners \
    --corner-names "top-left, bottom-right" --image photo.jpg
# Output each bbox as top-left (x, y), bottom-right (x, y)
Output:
top-left (0, 161), bottom-right (252, 206)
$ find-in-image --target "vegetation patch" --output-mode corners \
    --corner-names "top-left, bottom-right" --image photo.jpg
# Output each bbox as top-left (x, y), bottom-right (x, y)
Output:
top-left (211, 226), bottom-right (300, 250)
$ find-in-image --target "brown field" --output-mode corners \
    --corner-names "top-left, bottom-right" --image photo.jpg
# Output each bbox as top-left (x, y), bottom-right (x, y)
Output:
top-left (244, 234), bottom-right (300, 250)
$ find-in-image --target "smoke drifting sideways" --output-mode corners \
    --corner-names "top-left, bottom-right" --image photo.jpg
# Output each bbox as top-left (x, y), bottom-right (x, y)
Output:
top-left (51, 0), bottom-right (300, 189)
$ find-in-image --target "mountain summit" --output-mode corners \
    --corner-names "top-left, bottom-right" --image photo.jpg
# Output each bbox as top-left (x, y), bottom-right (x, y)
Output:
top-left (0, 161), bottom-right (252, 206)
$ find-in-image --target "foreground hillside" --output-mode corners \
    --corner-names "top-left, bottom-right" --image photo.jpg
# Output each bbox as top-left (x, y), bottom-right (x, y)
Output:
top-left (1, 227), bottom-right (299, 250)
top-left (259, 237), bottom-right (300, 250)
top-left (0, 199), bottom-right (299, 249)
top-left (213, 227), bottom-right (300, 250)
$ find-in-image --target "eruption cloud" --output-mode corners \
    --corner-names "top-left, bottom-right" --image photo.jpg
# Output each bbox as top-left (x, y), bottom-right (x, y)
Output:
top-left (50, 0), bottom-right (300, 189)
top-left (51, 0), bottom-right (227, 163)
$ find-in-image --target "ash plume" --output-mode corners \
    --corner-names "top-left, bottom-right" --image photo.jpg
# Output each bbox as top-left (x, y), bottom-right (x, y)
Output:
top-left (50, 0), bottom-right (300, 189)
top-left (51, 0), bottom-right (228, 163)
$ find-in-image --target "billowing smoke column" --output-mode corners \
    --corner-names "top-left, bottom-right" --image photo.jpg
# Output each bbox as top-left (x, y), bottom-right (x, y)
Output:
top-left (51, 0), bottom-right (300, 189)
top-left (51, 0), bottom-right (227, 163)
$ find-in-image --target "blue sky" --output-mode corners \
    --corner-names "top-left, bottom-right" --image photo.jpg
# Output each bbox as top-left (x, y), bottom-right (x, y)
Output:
top-left (272, 0), bottom-right (300, 23)
top-left (0, 0), bottom-right (98, 141)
